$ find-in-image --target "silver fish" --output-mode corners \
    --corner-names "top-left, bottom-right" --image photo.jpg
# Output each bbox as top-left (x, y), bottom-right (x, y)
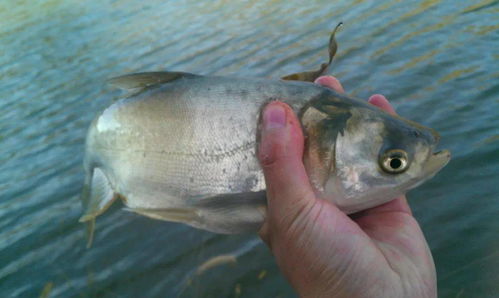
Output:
top-left (80, 26), bottom-right (450, 246)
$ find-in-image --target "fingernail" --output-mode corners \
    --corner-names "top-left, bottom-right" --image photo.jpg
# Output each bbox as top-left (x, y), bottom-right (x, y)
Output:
top-left (263, 103), bottom-right (286, 130)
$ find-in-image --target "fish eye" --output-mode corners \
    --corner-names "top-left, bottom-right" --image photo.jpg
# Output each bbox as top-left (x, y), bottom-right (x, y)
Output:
top-left (380, 149), bottom-right (409, 174)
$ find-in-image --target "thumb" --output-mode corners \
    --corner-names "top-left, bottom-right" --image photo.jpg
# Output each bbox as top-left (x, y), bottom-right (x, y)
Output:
top-left (258, 101), bottom-right (316, 233)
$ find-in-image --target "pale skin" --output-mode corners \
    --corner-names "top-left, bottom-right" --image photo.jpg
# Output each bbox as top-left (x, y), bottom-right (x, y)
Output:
top-left (258, 76), bottom-right (437, 298)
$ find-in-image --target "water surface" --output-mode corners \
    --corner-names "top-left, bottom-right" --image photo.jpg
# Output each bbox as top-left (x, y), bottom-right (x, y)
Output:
top-left (1, 0), bottom-right (498, 297)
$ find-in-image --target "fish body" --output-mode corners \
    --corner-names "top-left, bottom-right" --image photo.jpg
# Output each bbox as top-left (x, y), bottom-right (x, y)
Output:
top-left (80, 73), bottom-right (450, 239)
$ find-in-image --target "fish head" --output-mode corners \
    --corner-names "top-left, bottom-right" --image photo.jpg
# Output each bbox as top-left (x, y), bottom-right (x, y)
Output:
top-left (301, 94), bottom-right (451, 213)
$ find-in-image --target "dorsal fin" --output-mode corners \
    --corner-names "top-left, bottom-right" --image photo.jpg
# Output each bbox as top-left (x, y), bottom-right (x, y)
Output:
top-left (107, 71), bottom-right (200, 90)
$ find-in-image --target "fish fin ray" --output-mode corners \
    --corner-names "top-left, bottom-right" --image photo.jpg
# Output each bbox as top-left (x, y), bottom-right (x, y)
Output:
top-left (193, 191), bottom-right (267, 210)
top-left (124, 207), bottom-right (201, 224)
top-left (79, 168), bottom-right (117, 247)
top-left (281, 22), bottom-right (342, 82)
top-left (85, 219), bottom-right (95, 249)
top-left (107, 71), bottom-right (200, 90)
top-left (191, 192), bottom-right (267, 233)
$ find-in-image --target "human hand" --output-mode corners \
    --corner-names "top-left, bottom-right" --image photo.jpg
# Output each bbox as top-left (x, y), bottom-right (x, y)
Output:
top-left (258, 76), bottom-right (437, 298)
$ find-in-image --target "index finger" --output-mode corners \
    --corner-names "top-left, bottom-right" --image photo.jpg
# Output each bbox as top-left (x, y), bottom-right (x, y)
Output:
top-left (314, 76), bottom-right (345, 93)
top-left (368, 94), bottom-right (396, 115)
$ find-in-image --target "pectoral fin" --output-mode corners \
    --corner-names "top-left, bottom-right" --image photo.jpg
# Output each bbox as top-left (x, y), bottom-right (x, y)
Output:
top-left (281, 22), bottom-right (343, 82)
top-left (79, 167), bottom-right (117, 248)
top-left (108, 71), bottom-right (200, 90)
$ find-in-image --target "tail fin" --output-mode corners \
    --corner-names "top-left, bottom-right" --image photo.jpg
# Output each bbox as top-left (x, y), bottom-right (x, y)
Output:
top-left (79, 168), bottom-right (117, 248)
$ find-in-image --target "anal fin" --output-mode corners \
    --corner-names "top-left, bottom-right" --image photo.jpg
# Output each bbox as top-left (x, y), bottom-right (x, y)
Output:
top-left (125, 207), bottom-right (200, 224)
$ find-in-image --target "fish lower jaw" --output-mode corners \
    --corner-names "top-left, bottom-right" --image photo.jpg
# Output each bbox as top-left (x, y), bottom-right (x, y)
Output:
top-left (328, 189), bottom-right (404, 215)
top-left (338, 197), bottom-right (399, 214)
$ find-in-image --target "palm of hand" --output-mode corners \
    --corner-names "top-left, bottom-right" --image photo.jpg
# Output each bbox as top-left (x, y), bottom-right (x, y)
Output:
top-left (258, 77), bottom-right (436, 298)
top-left (278, 197), bottom-right (437, 298)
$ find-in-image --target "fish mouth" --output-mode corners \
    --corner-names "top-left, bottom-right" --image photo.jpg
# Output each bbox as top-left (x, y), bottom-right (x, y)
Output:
top-left (422, 126), bottom-right (450, 176)
top-left (424, 149), bottom-right (451, 176)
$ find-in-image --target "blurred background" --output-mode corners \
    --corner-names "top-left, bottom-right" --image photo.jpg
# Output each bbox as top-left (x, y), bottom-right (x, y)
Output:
top-left (1, 0), bottom-right (498, 297)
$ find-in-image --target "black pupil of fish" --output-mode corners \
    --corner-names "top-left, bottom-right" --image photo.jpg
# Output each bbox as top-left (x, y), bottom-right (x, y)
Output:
top-left (390, 158), bottom-right (402, 169)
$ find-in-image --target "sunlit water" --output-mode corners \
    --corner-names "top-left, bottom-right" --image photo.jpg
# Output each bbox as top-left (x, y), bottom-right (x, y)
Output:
top-left (1, 0), bottom-right (498, 297)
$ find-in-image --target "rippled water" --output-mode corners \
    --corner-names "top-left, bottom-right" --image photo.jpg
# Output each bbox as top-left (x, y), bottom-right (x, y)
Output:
top-left (1, 0), bottom-right (498, 297)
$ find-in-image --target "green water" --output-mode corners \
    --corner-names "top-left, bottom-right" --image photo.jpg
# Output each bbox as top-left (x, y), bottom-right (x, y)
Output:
top-left (1, 0), bottom-right (498, 297)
